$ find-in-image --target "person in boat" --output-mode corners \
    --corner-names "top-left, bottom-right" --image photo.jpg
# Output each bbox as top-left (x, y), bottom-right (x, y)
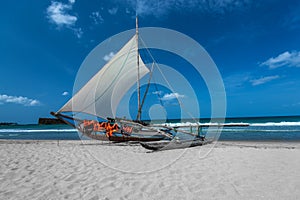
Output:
top-left (105, 118), bottom-right (119, 137)
top-left (93, 121), bottom-right (106, 132)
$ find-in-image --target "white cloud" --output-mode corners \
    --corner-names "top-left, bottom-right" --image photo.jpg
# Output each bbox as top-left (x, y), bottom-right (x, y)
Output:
top-left (161, 92), bottom-right (184, 101)
top-left (250, 75), bottom-right (280, 86)
top-left (72, 27), bottom-right (83, 38)
top-left (29, 100), bottom-right (40, 106)
top-left (224, 73), bottom-right (251, 90)
top-left (260, 51), bottom-right (300, 69)
top-left (62, 91), bottom-right (69, 96)
top-left (103, 52), bottom-right (115, 62)
top-left (121, 0), bottom-right (251, 17)
top-left (46, 1), bottom-right (82, 38)
top-left (47, 1), bottom-right (77, 26)
top-left (90, 11), bottom-right (104, 24)
top-left (0, 94), bottom-right (41, 106)
top-left (152, 91), bottom-right (163, 95)
top-left (108, 7), bottom-right (118, 15)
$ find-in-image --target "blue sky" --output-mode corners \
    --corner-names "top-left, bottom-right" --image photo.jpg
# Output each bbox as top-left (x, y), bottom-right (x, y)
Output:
top-left (1, 0), bottom-right (300, 123)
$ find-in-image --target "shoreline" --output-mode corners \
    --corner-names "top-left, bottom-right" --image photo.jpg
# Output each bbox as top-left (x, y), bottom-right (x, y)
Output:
top-left (1, 139), bottom-right (300, 144)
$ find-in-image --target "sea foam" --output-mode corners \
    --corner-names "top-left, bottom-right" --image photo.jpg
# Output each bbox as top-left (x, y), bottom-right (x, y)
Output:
top-left (250, 121), bottom-right (300, 126)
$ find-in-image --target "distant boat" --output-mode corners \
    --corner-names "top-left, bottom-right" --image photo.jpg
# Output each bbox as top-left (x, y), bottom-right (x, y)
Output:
top-left (51, 17), bottom-right (174, 142)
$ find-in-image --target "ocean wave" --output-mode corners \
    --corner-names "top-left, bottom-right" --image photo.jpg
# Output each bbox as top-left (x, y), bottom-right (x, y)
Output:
top-left (161, 121), bottom-right (300, 127)
top-left (0, 129), bottom-right (77, 133)
top-left (8, 134), bottom-right (19, 137)
top-left (250, 122), bottom-right (300, 126)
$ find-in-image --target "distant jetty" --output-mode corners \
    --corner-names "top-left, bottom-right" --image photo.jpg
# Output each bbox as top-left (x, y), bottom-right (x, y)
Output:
top-left (0, 122), bottom-right (18, 126)
top-left (38, 118), bottom-right (66, 125)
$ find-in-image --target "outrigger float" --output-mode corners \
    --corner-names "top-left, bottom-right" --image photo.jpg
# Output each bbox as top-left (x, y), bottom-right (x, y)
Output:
top-left (139, 123), bottom-right (249, 151)
top-left (140, 138), bottom-right (212, 151)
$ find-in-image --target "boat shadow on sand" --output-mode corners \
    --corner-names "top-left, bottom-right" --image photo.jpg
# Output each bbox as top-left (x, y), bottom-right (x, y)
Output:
top-left (79, 141), bottom-right (142, 147)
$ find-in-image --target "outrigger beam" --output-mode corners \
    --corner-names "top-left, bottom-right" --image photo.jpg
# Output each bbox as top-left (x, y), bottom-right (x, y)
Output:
top-left (50, 112), bottom-right (82, 129)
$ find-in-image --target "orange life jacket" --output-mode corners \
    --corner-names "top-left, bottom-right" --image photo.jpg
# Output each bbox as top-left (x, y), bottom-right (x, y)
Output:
top-left (105, 123), bottom-right (119, 137)
top-left (83, 120), bottom-right (89, 126)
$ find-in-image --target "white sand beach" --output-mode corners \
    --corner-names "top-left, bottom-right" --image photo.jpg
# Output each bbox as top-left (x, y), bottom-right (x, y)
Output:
top-left (0, 140), bottom-right (299, 200)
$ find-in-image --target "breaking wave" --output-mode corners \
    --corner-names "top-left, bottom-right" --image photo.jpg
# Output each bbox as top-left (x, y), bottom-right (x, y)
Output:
top-left (160, 121), bottom-right (300, 127)
top-left (250, 122), bottom-right (300, 126)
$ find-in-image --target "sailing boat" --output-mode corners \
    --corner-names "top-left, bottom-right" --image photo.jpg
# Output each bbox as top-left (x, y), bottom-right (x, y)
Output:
top-left (51, 17), bottom-right (172, 142)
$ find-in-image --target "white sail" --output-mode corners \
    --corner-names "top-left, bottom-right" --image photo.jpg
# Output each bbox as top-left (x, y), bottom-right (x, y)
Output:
top-left (58, 34), bottom-right (149, 119)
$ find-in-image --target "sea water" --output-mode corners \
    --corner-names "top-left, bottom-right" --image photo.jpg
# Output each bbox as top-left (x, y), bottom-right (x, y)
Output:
top-left (0, 124), bottom-right (80, 140)
top-left (1, 116), bottom-right (300, 141)
top-left (219, 116), bottom-right (300, 141)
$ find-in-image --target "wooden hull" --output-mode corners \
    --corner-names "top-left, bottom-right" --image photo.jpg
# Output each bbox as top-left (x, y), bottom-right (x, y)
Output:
top-left (81, 131), bottom-right (109, 141)
top-left (108, 135), bottom-right (166, 142)
top-left (51, 112), bottom-right (166, 142)
top-left (140, 139), bottom-right (213, 151)
top-left (82, 130), bottom-right (166, 142)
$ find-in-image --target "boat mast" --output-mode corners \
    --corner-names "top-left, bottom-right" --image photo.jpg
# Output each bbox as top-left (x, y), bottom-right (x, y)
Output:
top-left (136, 15), bottom-right (142, 121)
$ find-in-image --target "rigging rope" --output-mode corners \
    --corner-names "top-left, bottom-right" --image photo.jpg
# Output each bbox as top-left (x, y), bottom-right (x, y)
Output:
top-left (139, 36), bottom-right (200, 124)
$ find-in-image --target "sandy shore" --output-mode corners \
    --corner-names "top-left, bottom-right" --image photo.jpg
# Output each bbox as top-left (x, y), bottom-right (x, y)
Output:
top-left (0, 140), bottom-right (299, 200)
